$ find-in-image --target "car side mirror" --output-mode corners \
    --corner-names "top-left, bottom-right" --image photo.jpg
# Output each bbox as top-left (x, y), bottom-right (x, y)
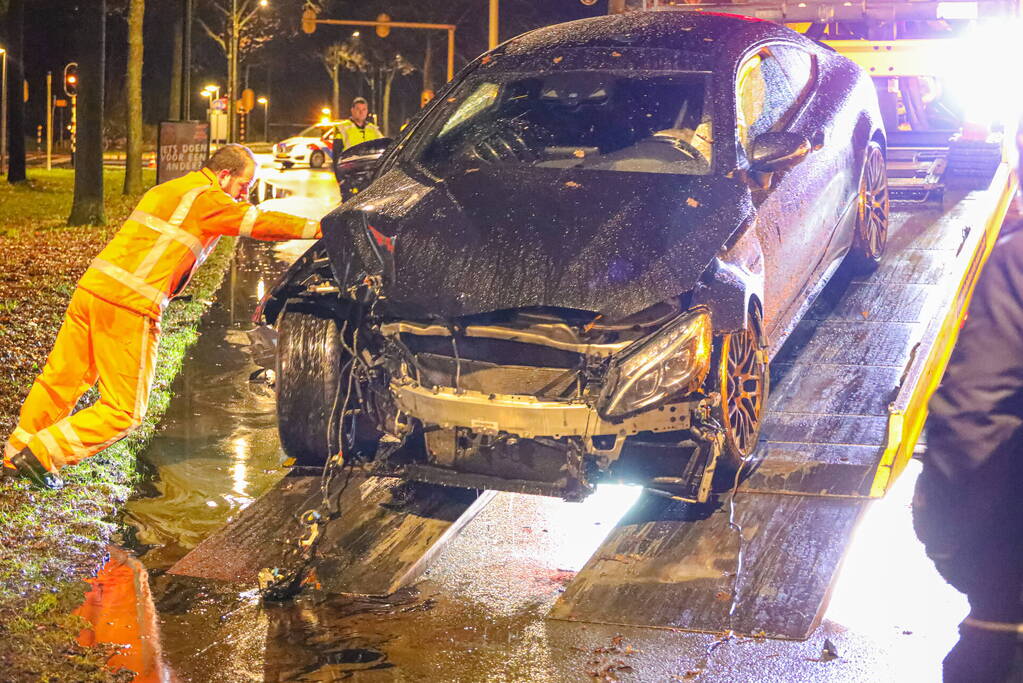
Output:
top-left (331, 137), bottom-right (393, 198)
top-left (749, 132), bottom-right (811, 173)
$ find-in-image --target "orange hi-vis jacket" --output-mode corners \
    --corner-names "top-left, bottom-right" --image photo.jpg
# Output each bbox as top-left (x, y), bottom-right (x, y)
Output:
top-left (3, 168), bottom-right (323, 474)
top-left (78, 168), bottom-right (321, 320)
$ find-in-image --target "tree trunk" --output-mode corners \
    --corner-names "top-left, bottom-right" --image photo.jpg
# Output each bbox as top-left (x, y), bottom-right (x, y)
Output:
top-left (331, 62), bottom-right (340, 118)
top-left (422, 34), bottom-right (434, 98)
top-left (6, 0), bottom-right (26, 183)
top-left (228, 16), bottom-right (237, 143)
top-left (169, 16), bottom-right (183, 120)
top-left (124, 0), bottom-right (145, 195)
top-left (69, 0), bottom-right (106, 226)
top-left (382, 71), bottom-right (394, 137)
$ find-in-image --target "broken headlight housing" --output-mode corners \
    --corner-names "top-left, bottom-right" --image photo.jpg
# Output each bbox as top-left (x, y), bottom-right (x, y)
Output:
top-left (600, 308), bottom-right (712, 418)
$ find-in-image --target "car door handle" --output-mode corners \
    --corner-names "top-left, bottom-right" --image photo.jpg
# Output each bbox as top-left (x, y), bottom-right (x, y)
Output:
top-left (810, 130), bottom-right (826, 150)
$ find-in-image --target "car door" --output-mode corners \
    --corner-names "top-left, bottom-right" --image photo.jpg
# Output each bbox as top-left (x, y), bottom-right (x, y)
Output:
top-left (736, 44), bottom-right (826, 341)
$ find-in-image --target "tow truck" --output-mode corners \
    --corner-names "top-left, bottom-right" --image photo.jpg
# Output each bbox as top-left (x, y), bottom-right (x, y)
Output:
top-left (171, 0), bottom-right (1019, 640)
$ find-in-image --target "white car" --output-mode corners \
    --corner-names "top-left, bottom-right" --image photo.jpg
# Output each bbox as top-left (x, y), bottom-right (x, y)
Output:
top-left (273, 123), bottom-right (339, 169)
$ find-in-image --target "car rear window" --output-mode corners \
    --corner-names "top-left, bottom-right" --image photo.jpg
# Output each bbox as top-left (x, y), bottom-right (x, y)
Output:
top-left (401, 70), bottom-right (713, 177)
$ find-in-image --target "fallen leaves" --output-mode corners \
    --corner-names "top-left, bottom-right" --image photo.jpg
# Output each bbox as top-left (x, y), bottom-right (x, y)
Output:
top-left (586, 634), bottom-right (639, 681)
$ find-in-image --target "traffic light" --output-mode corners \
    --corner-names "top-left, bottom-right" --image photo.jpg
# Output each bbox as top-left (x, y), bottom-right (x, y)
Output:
top-left (63, 62), bottom-right (78, 98)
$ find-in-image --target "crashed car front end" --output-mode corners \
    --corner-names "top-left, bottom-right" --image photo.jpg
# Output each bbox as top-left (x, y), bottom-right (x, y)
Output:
top-left (367, 306), bottom-right (717, 500)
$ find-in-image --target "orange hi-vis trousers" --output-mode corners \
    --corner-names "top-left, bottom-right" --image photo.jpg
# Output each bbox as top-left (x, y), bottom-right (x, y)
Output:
top-left (4, 289), bottom-right (159, 472)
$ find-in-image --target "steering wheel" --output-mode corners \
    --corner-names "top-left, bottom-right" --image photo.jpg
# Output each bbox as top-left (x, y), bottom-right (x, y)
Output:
top-left (645, 133), bottom-right (707, 162)
top-left (470, 120), bottom-right (539, 163)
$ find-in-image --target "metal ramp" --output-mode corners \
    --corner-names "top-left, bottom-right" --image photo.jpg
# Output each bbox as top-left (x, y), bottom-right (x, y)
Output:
top-left (169, 468), bottom-right (495, 596)
top-left (550, 163), bottom-right (1015, 638)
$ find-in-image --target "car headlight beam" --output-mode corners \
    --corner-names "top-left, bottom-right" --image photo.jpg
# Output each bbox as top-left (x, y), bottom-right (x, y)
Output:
top-left (600, 309), bottom-right (712, 418)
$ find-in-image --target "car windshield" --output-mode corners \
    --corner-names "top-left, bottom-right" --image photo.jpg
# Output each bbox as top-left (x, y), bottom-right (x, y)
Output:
top-left (401, 70), bottom-right (713, 176)
top-left (297, 125), bottom-right (331, 139)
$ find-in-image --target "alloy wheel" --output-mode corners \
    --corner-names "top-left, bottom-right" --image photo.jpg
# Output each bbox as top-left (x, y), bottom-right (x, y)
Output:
top-left (859, 144), bottom-right (889, 260)
top-left (720, 321), bottom-right (767, 458)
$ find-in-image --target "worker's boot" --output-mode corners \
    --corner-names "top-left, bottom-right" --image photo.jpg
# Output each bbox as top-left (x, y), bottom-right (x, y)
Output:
top-left (8, 448), bottom-right (63, 490)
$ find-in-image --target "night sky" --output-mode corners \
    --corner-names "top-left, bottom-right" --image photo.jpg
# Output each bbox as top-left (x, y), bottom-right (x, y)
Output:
top-left (3, 0), bottom-right (610, 142)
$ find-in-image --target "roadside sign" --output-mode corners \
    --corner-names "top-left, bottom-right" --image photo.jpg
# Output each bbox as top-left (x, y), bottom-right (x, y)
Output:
top-left (157, 121), bottom-right (210, 184)
top-left (211, 97), bottom-right (228, 112)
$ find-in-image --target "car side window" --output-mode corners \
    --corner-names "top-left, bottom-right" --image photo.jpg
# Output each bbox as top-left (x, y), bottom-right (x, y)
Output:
top-left (735, 46), bottom-right (806, 157)
top-left (771, 46), bottom-right (814, 98)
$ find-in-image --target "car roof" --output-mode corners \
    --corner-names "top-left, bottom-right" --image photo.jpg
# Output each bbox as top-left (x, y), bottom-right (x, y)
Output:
top-left (500, 10), bottom-right (813, 66)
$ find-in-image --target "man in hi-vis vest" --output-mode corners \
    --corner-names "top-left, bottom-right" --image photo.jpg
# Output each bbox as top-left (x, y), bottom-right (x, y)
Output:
top-left (2, 145), bottom-right (321, 489)
top-left (333, 97), bottom-right (383, 152)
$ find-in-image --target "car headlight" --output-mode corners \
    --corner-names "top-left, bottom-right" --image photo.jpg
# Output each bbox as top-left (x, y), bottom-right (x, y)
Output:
top-left (600, 308), bottom-right (712, 418)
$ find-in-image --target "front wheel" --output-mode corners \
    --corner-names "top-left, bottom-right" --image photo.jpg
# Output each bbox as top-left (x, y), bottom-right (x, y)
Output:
top-left (275, 304), bottom-right (347, 466)
top-left (712, 309), bottom-right (769, 472)
top-left (848, 141), bottom-right (889, 273)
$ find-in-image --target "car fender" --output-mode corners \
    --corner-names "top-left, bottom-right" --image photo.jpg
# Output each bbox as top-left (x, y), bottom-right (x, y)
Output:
top-left (692, 230), bottom-right (765, 336)
top-left (254, 242), bottom-right (338, 326)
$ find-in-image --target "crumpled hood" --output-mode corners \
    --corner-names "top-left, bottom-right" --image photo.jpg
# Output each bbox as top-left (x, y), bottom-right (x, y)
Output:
top-left (323, 165), bottom-right (751, 320)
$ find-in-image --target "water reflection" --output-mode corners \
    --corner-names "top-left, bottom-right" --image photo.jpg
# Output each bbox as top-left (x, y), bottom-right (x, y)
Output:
top-left (75, 548), bottom-right (177, 682)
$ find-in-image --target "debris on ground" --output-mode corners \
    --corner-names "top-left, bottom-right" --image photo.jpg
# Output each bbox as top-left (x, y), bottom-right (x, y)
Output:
top-left (586, 634), bottom-right (639, 681)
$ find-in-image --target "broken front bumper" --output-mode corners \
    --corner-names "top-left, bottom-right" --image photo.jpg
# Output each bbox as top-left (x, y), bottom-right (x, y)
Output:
top-left (391, 381), bottom-right (695, 441)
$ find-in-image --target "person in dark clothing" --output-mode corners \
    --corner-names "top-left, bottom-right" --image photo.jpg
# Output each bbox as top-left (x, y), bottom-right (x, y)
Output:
top-left (914, 216), bottom-right (1023, 681)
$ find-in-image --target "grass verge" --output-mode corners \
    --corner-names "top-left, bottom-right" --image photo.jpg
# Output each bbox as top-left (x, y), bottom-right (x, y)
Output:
top-left (0, 169), bottom-right (238, 682)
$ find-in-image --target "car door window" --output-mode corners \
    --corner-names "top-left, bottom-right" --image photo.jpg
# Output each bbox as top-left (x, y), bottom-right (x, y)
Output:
top-left (735, 47), bottom-right (806, 157)
top-left (771, 46), bottom-right (814, 99)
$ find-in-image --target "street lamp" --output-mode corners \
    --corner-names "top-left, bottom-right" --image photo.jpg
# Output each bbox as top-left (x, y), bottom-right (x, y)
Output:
top-left (257, 96), bottom-right (269, 142)
top-left (352, 30), bottom-right (360, 37)
top-left (204, 83), bottom-right (221, 101)
top-left (0, 47), bottom-right (7, 174)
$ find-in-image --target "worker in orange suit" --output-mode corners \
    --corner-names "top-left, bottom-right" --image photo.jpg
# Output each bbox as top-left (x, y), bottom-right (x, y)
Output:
top-left (2, 144), bottom-right (322, 489)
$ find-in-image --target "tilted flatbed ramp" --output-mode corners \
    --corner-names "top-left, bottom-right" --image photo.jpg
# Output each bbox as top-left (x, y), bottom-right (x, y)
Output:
top-left (169, 468), bottom-right (495, 596)
top-left (549, 162), bottom-right (1016, 638)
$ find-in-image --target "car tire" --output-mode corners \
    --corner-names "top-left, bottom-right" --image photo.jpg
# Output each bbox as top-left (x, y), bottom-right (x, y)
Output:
top-left (309, 150), bottom-right (326, 169)
top-left (712, 308), bottom-right (769, 473)
top-left (275, 303), bottom-right (347, 466)
top-left (848, 141), bottom-right (889, 273)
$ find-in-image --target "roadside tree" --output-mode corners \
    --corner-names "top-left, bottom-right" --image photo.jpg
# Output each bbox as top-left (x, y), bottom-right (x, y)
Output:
top-left (68, 0), bottom-right (106, 226)
top-left (5, 0), bottom-right (26, 183)
top-left (123, 0), bottom-right (144, 195)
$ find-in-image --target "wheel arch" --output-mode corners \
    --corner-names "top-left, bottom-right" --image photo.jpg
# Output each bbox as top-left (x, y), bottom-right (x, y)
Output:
top-left (692, 237), bottom-right (766, 337)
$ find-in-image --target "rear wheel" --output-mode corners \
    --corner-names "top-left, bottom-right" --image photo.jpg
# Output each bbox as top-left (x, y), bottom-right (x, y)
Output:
top-left (713, 309), bottom-right (769, 472)
top-left (275, 304), bottom-right (347, 466)
top-left (848, 141), bottom-right (889, 273)
top-left (309, 150), bottom-right (326, 169)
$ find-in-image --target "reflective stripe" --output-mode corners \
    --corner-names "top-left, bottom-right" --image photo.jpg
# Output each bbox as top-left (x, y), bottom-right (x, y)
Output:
top-left (134, 317), bottom-right (150, 421)
top-left (35, 430), bottom-right (66, 470)
top-left (56, 421), bottom-right (89, 460)
top-left (239, 206), bottom-right (259, 237)
top-left (963, 617), bottom-right (1023, 634)
top-left (129, 209), bottom-right (204, 260)
top-left (134, 234), bottom-right (173, 279)
top-left (302, 219), bottom-right (319, 239)
top-left (11, 426), bottom-right (33, 449)
top-left (168, 185), bottom-right (210, 226)
top-left (90, 258), bottom-right (170, 312)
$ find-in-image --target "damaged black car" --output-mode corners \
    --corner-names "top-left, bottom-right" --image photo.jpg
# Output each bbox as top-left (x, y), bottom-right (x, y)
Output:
top-left (254, 10), bottom-right (888, 503)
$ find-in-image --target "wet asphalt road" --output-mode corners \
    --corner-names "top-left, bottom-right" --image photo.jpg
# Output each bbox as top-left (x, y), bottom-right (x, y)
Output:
top-left (107, 169), bottom-right (968, 682)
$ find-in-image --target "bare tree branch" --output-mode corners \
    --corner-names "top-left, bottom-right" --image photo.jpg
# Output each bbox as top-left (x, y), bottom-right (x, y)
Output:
top-left (197, 16), bottom-right (226, 50)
